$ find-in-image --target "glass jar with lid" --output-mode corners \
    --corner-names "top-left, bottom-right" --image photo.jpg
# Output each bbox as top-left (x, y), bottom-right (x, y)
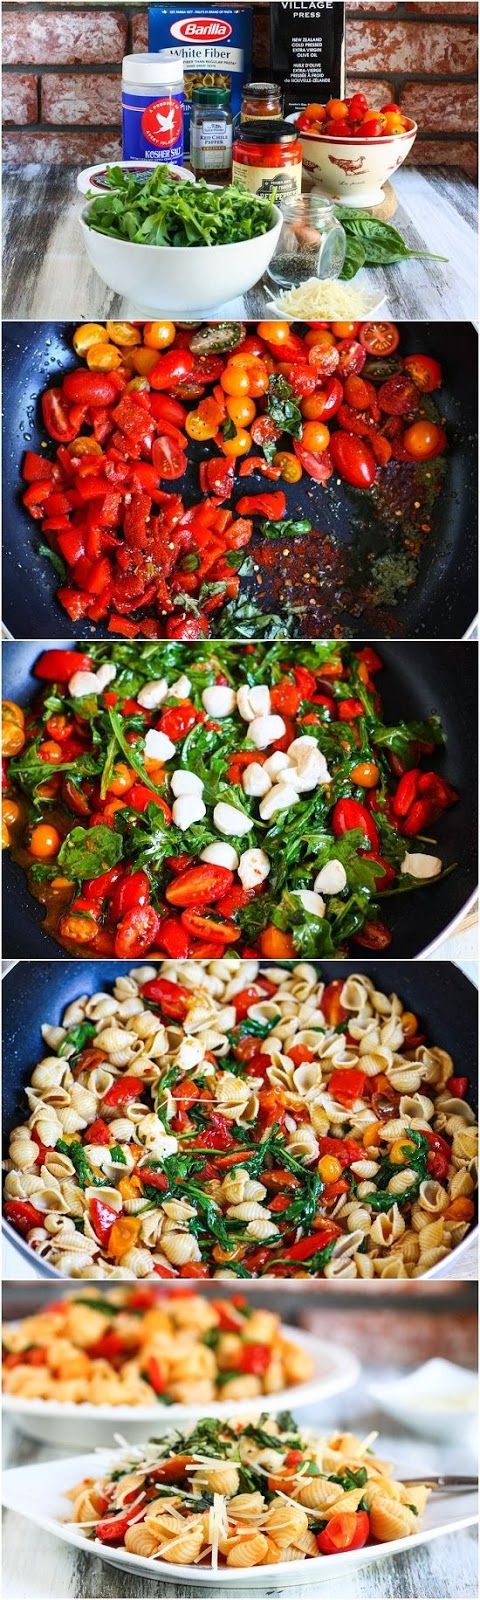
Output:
top-left (232, 121), bottom-right (302, 202)
top-left (190, 86), bottom-right (233, 183)
top-left (267, 195), bottom-right (346, 286)
top-left (241, 82), bottom-right (283, 123)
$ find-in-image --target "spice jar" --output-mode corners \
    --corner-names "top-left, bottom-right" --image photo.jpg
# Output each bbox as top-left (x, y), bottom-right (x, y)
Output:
top-left (267, 195), bottom-right (346, 287)
top-left (232, 121), bottom-right (302, 202)
top-left (190, 87), bottom-right (233, 183)
top-left (122, 53), bottom-right (184, 165)
top-left (240, 82), bottom-right (283, 123)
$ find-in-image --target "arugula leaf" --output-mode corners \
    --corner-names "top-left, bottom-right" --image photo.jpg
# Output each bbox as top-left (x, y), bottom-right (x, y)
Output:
top-left (57, 825), bottom-right (123, 882)
top-left (373, 717), bottom-right (444, 757)
top-left (87, 167), bottom-right (276, 249)
top-left (55, 1140), bottom-right (105, 1189)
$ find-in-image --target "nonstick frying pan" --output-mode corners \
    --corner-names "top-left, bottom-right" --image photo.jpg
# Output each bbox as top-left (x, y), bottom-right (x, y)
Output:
top-left (2, 959), bottom-right (477, 1279)
top-left (2, 321), bottom-right (478, 640)
top-left (2, 639), bottom-right (478, 959)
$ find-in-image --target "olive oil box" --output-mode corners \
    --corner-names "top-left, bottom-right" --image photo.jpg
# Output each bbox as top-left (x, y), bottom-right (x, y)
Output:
top-left (148, 5), bottom-right (253, 155)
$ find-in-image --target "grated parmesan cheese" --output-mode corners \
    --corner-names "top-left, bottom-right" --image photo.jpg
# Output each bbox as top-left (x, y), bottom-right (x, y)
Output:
top-left (270, 276), bottom-right (384, 321)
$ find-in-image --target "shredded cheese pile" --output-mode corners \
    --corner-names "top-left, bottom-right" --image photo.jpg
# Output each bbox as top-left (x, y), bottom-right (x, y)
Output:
top-left (271, 276), bottom-right (384, 320)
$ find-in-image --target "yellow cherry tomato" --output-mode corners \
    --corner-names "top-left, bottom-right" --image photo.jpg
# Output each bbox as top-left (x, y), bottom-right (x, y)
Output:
top-left (108, 1215), bottom-right (140, 1259)
top-left (185, 397), bottom-right (223, 440)
top-left (131, 346), bottom-right (159, 376)
top-left (226, 396), bottom-right (256, 427)
top-left (326, 98), bottom-right (349, 119)
top-left (106, 321), bottom-right (141, 347)
top-left (304, 328), bottom-right (335, 350)
top-left (274, 451), bottom-right (302, 484)
top-left (3, 700), bottom-right (24, 728)
top-left (301, 420), bottom-right (330, 453)
top-left (350, 761), bottom-right (380, 788)
top-left (220, 364), bottom-right (251, 397)
top-left (389, 1137), bottom-right (418, 1165)
top-left (86, 343), bottom-right (123, 371)
top-left (401, 1011), bottom-right (418, 1039)
top-left (257, 322), bottom-right (291, 346)
top-left (2, 798), bottom-right (20, 828)
top-left (221, 428), bottom-right (252, 458)
top-left (37, 740), bottom-right (63, 764)
top-left (58, 912), bottom-right (97, 945)
top-left (332, 322), bottom-right (359, 338)
top-left (383, 112), bottom-right (406, 134)
top-left (29, 822), bottom-right (62, 859)
top-left (2, 701), bottom-right (25, 757)
top-left (67, 437), bottom-right (103, 458)
top-left (108, 762), bottom-right (136, 796)
top-left (72, 324), bottom-right (107, 355)
top-left (318, 1155), bottom-right (343, 1183)
top-left (143, 322), bottom-right (176, 350)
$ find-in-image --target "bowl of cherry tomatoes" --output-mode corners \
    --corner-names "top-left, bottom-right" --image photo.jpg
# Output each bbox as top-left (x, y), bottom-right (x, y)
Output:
top-left (294, 95), bottom-right (417, 208)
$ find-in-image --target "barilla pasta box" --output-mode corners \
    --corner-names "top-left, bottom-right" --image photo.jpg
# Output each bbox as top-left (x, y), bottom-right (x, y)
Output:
top-left (148, 6), bottom-right (252, 154)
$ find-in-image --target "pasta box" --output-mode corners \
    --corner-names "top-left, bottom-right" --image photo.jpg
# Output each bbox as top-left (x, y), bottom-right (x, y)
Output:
top-left (148, 5), bottom-right (252, 154)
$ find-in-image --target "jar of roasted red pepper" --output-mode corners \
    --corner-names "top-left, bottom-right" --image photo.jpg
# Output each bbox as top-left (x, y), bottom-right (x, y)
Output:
top-left (240, 82), bottom-right (283, 122)
top-left (232, 121), bottom-right (303, 202)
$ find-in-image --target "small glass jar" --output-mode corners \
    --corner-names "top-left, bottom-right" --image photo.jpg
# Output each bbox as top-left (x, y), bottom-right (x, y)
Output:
top-left (232, 121), bottom-right (302, 201)
top-left (190, 87), bottom-right (232, 183)
top-left (267, 195), bottom-right (346, 287)
top-left (241, 82), bottom-right (283, 123)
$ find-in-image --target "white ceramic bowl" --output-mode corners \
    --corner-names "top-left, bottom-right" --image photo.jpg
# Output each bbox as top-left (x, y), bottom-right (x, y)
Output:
top-left (2, 1326), bottom-right (359, 1449)
top-left (369, 1359), bottom-right (478, 1446)
top-left (79, 203), bottom-right (283, 314)
top-left (296, 119), bottom-right (417, 208)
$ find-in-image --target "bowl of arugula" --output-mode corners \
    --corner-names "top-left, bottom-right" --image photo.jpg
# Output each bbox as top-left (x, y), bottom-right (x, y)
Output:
top-left (80, 165), bottom-right (283, 313)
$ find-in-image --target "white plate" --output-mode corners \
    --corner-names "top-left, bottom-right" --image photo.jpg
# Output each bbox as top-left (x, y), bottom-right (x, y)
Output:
top-left (266, 278), bottom-right (388, 320)
top-left (2, 1449), bottom-right (477, 1589)
top-left (2, 1326), bottom-right (358, 1448)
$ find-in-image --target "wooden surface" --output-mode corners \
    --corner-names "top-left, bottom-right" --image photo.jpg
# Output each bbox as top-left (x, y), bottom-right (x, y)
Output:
top-left (2, 1374), bottom-right (477, 1599)
top-left (2, 164), bottom-right (477, 321)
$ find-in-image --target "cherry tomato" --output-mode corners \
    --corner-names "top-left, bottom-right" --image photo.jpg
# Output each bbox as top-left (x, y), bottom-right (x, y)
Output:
top-left (226, 396), bottom-right (256, 427)
top-left (274, 451), bottom-right (303, 483)
top-left (166, 863), bottom-right (234, 908)
top-left (293, 440), bottom-right (333, 483)
top-left (29, 823), bottom-right (61, 858)
top-left (347, 94), bottom-right (368, 122)
top-left (358, 322), bottom-right (400, 356)
top-left (403, 354), bottom-right (442, 393)
top-left (378, 372), bottom-right (419, 414)
top-left (220, 427), bottom-right (252, 458)
top-left (317, 1510), bottom-right (370, 1556)
top-left (114, 905), bottom-right (160, 957)
top-left (63, 370), bottom-right (120, 405)
top-left (330, 431), bottom-right (376, 488)
top-left (301, 420), bottom-right (330, 453)
top-left (402, 420), bottom-right (447, 460)
top-left (257, 322), bottom-right (292, 346)
top-left (143, 321), bottom-right (176, 349)
top-left (332, 797), bottom-right (379, 849)
top-left (151, 435), bottom-right (187, 479)
top-left (220, 364), bottom-right (251, 397)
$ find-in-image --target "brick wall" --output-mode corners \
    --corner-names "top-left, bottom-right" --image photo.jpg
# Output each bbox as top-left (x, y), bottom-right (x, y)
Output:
top-left (3, 2), bottom-right (478, 173)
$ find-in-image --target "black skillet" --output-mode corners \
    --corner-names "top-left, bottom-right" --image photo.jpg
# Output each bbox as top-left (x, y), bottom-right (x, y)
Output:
top-left (2, 639), bottom-right (477, 959)
top-left (2, 959), bottom-right (477, 1278)
top-left (2, 321), bottom-right (478, 640)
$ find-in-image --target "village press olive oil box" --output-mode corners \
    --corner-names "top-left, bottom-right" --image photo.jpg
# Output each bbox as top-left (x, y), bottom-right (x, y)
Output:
top-left (148, 5), bottom-right (253, 154)
top-left (271, 1), bottom-right (346, 116)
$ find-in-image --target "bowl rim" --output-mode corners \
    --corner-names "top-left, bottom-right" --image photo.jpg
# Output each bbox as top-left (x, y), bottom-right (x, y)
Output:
top-left (80, 202), bottom-right (283, 251)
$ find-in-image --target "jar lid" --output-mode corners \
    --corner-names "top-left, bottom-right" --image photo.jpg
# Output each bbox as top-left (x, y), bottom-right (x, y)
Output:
top-left (192, 86), bottom-right (231, 105)
top-left (243, 82), bottom-right (281, 98)
top-left (235, 121), bottom-right (298, 145)
top-left (122, 52), bottom-right (184, 87)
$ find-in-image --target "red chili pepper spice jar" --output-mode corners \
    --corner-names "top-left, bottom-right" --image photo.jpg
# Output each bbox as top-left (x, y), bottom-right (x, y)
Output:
top-left (232, 121), bottom-right (303, 203)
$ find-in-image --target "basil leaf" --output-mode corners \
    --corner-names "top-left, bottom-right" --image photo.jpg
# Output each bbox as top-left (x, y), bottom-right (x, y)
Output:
top-left (260, 518), bottom-right (312, 540)
top-left (57, 824), bottom-right (123, 881)
top-left (339, 236), bottom-right (366, 281)
top-left (37, 544), bottom-right (68, 582)
top-left (58, 1021), bottom-right (97, 1057)
top-left (267, 374), bottom-right (303, 439)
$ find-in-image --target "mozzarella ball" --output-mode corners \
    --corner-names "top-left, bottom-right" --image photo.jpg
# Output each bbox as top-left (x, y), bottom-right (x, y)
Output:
top-left (95, 664), bottom-right (117, 690)
top-left (401, 852), bottom-right (442, 880)
top-left (169, 675), bottom-right (192, 699)
top-left (68, 671), bottom-right (102, 698)
top-left (170, 769), bottom-right (204, 798)
top-left (264, 750), bottom-right (291, 779)
top-left (259, 783), bottom-right (300, 821)
top-left (314, 860), bottom-right (347, 895)
top-left (238, 849), bottom-right (271, 890)
top-left (172, 796), bottom-right (206, 831)
top-left (137, 678), bottom-right (169, 709)
top-left (294, 890), bottom-right (325, 918)
top-left (202, 685), bottom-right (236, 718)
top-left (144, 728), bottom-right (176, 763)
top-left (237, 684), bottom-right (271, 721)
top-left (249, 714), bottom-right (286, 751)
top-left (200, 842), bottom-right (239, 871)
top-left (242, 763), bottom-right (272, 798)
top-left (213, 802), bottom-right (252, 838)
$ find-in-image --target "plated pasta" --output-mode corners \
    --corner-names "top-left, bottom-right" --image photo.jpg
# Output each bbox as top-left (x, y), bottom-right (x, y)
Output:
top-left (2, 1288), bottom-right (314, 1407)
top-left (65, 1413), bottom-right (430, 1567)
top-left (3, 961), bottom-right (477, 1279)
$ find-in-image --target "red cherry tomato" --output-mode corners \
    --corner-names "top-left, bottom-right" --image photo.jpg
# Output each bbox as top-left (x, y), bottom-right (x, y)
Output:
top-left (151, 435), bottom-right (187, 480)
top-left (403, 354), bottom-right (442, 393)
top-left (317, 1510), bottom-right (370, 1555)
top-left (329, 431), bottom-right (376, 488)
top-left (114, 904), bottom-right (160, 957)
top-left (332, 797), bottom-right (379, 849)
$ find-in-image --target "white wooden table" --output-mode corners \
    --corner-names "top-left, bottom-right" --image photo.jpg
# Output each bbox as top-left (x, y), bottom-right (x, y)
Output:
top-left (2, 164), bottom-right (477, 321)
top-left (2, 1372), bottom-right (477, 1599)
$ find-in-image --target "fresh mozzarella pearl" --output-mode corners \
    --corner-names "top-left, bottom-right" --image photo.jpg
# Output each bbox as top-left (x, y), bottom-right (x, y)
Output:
top-left (213, 802), bottom-right (252, 838)
top-left (249, 714), bottom-right (286, 750)
top-left (242, 763), bottom-right (272, 798)
top-left (202, 685), bottom-right (236, 717)
top-left (264, 750), bottom-right (291, 779)
top-left (172, 795), bottom-right (206, 830)
top-left (314, 860), bottom-right (347, 895)
top-left (170, 769), bottom-right (204, 798)
top-left (68, 671), bottom-right (103, 698)
top-left (95, 664), bottom-right (117, 690)
top-left (288, 750), bottom-right (331, 792)
top-left (200, 842), bottom-right (239, 870)
top-left (238, 848), bottom-right (271, 889)
top-left (294, 890), bottom-right (326, 918)
top-left (288, 735), bottom-right (319, 758)
top-left (259, 783), bottom-right (300, 820)
top-left (237, 684), bottom-right (271, 721)
top-left (144, 728), bottom-right (176, 762)
top-left (401, 852), bottom-right (442, 880)
top-left (137, 678), bottom-right (169, 709)
top-left (169, 675), bottom-right (191, 699)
